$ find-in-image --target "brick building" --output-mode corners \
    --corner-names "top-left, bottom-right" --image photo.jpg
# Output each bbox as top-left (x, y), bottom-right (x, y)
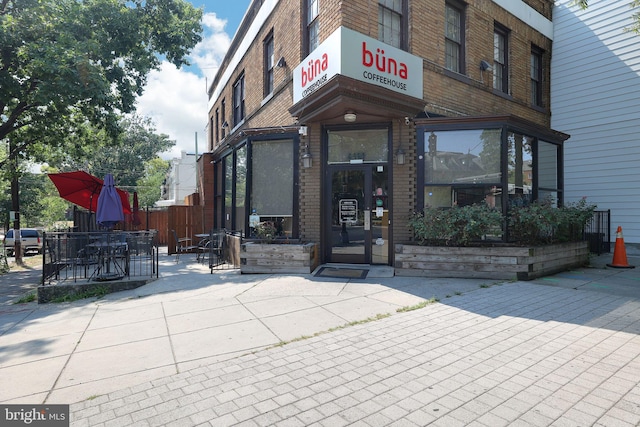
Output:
top-left (203, 0), bottom-right (568, 266)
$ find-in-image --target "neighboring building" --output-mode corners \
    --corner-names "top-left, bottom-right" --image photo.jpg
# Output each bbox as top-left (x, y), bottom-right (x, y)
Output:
top-left (203, 0), bottom-right (567, 266)
top-left (552, 0), bottom-right (640, 244)
top-left (156, 151), bottom-right (198, 207)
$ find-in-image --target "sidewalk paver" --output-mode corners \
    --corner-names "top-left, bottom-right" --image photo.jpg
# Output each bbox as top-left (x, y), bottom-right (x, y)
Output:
top-left (1, 251), bottom-right (639, 426)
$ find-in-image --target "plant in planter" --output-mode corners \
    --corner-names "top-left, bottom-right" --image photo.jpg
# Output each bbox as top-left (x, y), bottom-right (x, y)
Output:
top-left (254, 221), bottom-right (279, 242)
top-left (408, 203), bottom-right (504, 246)
top-left (399, 198), bottom-right (597, 280)
top-left (508, 196), bottom-right (597, 246)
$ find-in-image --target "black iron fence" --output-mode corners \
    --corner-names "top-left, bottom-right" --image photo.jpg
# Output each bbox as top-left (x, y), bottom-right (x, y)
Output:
top-left (42, 230), bottom-right (159, 285)
top-left (584, 209), bottom-right (611, 255)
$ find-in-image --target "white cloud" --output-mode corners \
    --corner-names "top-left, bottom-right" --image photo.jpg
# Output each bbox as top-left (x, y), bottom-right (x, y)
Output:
top-left (136, 12), bottom-right (232, 160)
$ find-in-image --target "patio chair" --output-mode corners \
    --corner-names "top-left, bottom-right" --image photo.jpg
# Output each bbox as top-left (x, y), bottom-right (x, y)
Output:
top-left (171, 229), bottom-right (197, 262)
top-left (209, 230), bottom-right (226, 272)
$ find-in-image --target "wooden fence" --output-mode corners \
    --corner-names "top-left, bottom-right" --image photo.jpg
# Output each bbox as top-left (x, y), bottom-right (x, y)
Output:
top-left (73, 205), bottom-right (207, 253)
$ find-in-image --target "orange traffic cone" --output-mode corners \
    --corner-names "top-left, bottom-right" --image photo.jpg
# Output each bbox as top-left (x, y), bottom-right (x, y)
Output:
top-left (607, 226), bottom-right (635, 268)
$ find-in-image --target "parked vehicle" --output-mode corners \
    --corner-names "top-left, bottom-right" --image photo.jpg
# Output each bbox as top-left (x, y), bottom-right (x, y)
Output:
top-left (3, 229), bottom-right (43, 256)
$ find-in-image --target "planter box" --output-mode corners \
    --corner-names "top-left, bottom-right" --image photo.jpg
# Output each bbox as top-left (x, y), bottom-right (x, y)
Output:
top-left (394, 241), bottom-right (589, 280)
top-left (240, 242), bottom-right (319, 274)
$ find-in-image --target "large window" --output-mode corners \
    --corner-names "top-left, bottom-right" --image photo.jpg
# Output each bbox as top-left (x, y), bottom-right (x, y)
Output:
top-left (232, 73), bottom-right (245, 126)
top-left (235, 146), bottom-right (247, 234)
top-left (327, 129), bottom-right (389, 164)
top-left (264, 31), bottom-right (274, 97)
top-left (306, 0), bottom-right (319, 54)
top-left (378, 0), bottom-right (404, 49)
top-left (419, 123), bottom-right (564, 215)
top-left (423, 129), bottom-right (502, 208)
top-left (445, 1), bottom-right (464, 73)
top-left (218, 138), bottom-right (297, 237)
top-left (538, 140), bottom-right (560, 205)
top-left (531, 46), bottom-right (543, 107)
top-left (251, 139), bottom-right (295, 237)
top-left (224, 155), bottom-right (233, 230)
top-left (507, 132), bottom-right (533, 207)
top-left (493, 24), bottom-right (509, 93)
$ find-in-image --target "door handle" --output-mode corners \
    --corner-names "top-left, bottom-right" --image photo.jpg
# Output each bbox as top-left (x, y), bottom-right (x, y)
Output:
top-left (364, 210), bottom-right (371, 231)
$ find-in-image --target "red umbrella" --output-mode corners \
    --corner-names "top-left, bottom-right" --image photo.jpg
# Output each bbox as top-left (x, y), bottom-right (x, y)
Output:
top-left (48, 171), bottom-right (132, 214)
top-left (131, 191), bottom-right (142, 226)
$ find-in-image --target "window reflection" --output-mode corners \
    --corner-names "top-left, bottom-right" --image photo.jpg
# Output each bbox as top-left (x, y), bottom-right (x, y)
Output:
top-left (507, 132), bottom-right (533, 208)
top-left (425, 129), bottom-right (501, 184)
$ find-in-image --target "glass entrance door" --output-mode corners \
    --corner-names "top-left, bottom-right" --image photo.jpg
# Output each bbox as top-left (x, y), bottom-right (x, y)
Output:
top-left (327, 166), bottom-right (389, 264)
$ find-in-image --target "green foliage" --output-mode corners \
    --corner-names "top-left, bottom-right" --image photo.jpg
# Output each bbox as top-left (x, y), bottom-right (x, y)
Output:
top-left (137, 157), bottom-right (171, 207)
top-left (409, 203), bottom-right (504, 246)
top-left (571, 1), bottom-right (640, 34)
top-left (0, 0), bottom-right (202, 165)
top-left (52, 115), bottom-right (175, 188)
top-left (254, 221), bottom-right (279, 242)
top-left (508, 197), bottom-right (596, 246)
top-left (409, 198), bottom-right (596, 247)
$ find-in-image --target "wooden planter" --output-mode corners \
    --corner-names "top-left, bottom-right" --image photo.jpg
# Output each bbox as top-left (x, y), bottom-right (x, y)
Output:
top-left (394, 241), bottom-right (589, 280)
top-left (240, 241), bottom-right (319, 274)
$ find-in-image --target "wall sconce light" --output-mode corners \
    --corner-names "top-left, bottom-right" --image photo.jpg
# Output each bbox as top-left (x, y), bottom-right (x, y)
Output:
top-left (396, 147), bottom-right (406, 165)
top-left (276, 57), bottom-right (286, 68)
top-left (221, 121), bottom-right (229, 128)
top-left (480, 60), bottom-right (493, 71)
top-left (302, 144), bottom-right (313, 168)
top-left (344, 111), bottom-right (357, 123)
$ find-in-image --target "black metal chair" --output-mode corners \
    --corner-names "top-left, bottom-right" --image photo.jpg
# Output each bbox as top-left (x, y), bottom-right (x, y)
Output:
top-left (171, 230), bottom-right (197, 262)
top-left (209, 230), bottom-right (226, 272)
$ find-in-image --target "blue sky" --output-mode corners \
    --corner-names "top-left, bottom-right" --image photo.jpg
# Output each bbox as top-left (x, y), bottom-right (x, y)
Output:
top-left (136, 0), bottom-right (252, 158)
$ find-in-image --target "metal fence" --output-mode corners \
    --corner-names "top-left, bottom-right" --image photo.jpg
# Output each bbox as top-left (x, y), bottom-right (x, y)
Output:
top-left (584, 209), bottom-right (611, 255)
top-left (42, 230), bottom-right (159, 285)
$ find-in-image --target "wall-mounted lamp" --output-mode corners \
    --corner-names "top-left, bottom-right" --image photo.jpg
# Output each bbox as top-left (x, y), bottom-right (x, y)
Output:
top-left (344, 111), bottom-right (357, 123)
top-left (221, 121), bottom-right (229, 128)
top-left (396, 147), bottom-right (406, 165)
top-left (276, 57), bottom-right (286, 68)
top-left (480, 60), bottom-right (493, 71)
top-left (298, 125), bottom-right (308, 136)
top-left (302, 144), bottom-right (313, 168)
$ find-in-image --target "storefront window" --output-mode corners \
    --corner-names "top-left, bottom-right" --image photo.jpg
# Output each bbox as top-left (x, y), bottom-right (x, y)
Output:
top-left (423, 129), bottom-right (502, 208)
top-left (327, 129), bottom-right (388, 164)
top-left (538, 140), bottom-right (560, 206)
top-left (425, 129), bottom-right (501, 184)
top-left (251, 139), bottom-right (295, 237)
top-left (235, 145), bottom-right (247, 235)
top-left (224, 155), bottom-right (233, 230)
top-left (507, 132), bottom-right (533, 207)
top-left (418, 119), bottom-right (566, 242)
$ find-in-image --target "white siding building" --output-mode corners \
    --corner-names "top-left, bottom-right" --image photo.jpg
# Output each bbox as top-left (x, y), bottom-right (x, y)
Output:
top-left (552, 0), bottom-right (640, 244)
top-left (156, 151), bottom-right (197, 207)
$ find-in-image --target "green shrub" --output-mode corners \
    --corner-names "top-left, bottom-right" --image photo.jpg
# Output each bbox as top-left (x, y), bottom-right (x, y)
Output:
top-left (410, 197), bottom-right (596, 247)
top-left (409, 203), bottom-right (503, 246)
top-left (254, 221), bottom-right (279, 241)
top-left (508, 197), bottom-right (596, 246)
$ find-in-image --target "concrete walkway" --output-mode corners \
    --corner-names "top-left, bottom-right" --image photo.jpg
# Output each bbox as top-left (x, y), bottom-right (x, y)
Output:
top-left (1, 250), bottom-right (639, 426)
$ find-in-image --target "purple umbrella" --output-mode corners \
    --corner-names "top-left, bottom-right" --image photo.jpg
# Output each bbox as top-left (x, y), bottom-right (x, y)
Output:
top-left (96, 174), bottom-right (124, 229)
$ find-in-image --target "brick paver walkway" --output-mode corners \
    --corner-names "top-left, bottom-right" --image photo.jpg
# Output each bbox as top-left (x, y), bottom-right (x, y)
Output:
top-left (70, 282), bottom-right (640, 426)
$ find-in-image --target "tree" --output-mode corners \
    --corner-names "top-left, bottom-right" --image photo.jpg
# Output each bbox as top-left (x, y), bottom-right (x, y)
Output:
top-left (53, 115), bottom-right (175, 188)
top-left (0, 0), bottom-right (203, 154)
top-left (136, 157), bottom-right (171, 208)
top-left (1, 0), bottom-right (201, 263)
top-left (572, 1), bottom-right (640, 33)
